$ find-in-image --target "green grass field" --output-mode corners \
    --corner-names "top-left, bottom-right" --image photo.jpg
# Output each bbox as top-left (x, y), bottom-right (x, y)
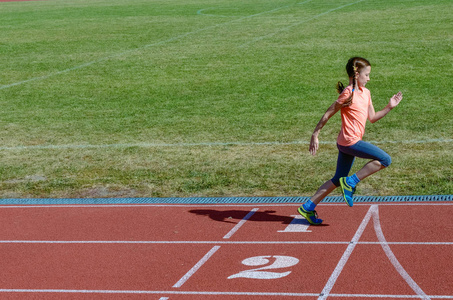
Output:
top-left (0, 0), bottom-right (452, 198)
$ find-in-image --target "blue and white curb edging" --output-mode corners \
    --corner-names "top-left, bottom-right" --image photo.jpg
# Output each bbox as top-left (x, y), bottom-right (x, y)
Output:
top-left (0, 195), bottom-right (451, 205)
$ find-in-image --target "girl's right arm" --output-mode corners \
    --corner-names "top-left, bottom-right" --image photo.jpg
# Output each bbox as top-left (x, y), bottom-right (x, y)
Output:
top-left (309, 101), bottom-right (342, 155)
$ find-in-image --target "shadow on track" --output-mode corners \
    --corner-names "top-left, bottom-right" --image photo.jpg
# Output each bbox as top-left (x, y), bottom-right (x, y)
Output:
top-left (189, 209), bottom-right (329, 227)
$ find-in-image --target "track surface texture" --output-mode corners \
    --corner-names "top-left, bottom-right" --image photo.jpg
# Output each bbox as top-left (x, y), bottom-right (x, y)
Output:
top-left (0, 199), bottom-right (451, 299)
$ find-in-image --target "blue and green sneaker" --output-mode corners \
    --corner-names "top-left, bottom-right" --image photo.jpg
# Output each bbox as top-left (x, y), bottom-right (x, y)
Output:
top-left (297, 206), bottom-right (323, 225)
top-left (339, 177), bottom-right (356, 207)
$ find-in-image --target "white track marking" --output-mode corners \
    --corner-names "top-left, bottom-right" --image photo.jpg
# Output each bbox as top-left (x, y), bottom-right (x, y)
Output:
top-left (0, 289), bottom-right (451, 298)
top-left (0, 240), bottom-right (345, 245)
top-left (277, 215), bottom-right (312, 233)
top-left (159, 298), bottom-right (169, 300)
top-left (0, 240), bottom-right (451, 245)
top-left (358, 241), bottom-right (453, 246)
top-left (318, 205), bottom-right (375, 300)
top-left (329, 294), bottom-right (452, 299)
top-left (223, 208), bottom-right (259, 239)
top-left (0, 203), bottom-right (450, 298)
top-left (172, 245), bottom-right (220, 288)
top-left (372, 207), bottom-right (431, 299)
top-left (0, 138), bottom-right (450, 151)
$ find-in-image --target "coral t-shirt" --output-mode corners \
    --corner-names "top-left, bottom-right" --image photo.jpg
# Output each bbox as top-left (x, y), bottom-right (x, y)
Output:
top-left (336, 86), bottom-right (372, 146)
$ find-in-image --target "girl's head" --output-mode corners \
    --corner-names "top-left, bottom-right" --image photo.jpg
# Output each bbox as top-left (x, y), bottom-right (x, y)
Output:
top-left (345, 57), bottom-right (371, 79)
top-left (337, 57), bottom-right (371, 94)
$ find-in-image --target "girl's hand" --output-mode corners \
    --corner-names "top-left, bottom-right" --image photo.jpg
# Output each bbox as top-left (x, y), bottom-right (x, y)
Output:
top-left (309, 134), bottom-right (319, 156)
top-left (389, 91), bottom-right (403, 108)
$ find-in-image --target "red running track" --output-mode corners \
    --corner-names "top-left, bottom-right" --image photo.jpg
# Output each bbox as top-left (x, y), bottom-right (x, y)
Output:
top-left (0, 202), bottom-right (451, 299)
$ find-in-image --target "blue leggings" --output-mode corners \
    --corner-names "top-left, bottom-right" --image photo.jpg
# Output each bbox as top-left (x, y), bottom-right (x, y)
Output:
top-left (331, 140), bottom-right (392, 187)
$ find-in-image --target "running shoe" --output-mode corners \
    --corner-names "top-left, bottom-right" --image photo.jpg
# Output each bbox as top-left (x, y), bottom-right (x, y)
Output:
top-left (297, 206), bottom-right (323, 225)
top-left (339, 177), bottom-right (356, 207)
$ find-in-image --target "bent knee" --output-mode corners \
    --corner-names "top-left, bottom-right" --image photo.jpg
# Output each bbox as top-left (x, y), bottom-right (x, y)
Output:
top-left (380, 155), bottom-right (391, 168)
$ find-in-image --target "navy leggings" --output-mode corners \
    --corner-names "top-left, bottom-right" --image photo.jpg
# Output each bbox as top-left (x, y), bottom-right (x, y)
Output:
top-left (331, 140), bottom-right (392, 187)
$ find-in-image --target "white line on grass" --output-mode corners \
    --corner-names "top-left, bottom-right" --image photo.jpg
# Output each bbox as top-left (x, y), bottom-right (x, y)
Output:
top-left (0, 59), bottom-right (111, 91)
top-left (172, 245), bottom-right (220, 288)
top-left (0, 138), bottom-right (451, 151)
top-left (240, 0), bottom-right (365, 47)
top-left (197, 0), bottom-right (312, 18)
top-left (0, 1), bottom-right (310, 90)
top-left (372, 206), bottom-right (431, 299)
top-left (318, 205), bottom-right (375, 300)
top-left (197, 7), bottom-right (230, 18)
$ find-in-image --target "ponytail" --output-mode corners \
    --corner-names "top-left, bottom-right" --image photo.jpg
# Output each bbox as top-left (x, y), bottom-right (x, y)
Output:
top-left (336, 81), bottom-right (345, 94)
top-left (336, 81), bottom-right (354, 105)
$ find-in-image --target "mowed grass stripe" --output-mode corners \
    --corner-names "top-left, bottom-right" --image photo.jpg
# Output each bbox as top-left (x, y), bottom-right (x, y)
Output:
top-left (0, 0), bottom-right (345, 90)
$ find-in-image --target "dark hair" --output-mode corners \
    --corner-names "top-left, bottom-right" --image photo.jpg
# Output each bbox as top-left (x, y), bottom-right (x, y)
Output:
top-left (336, 57), bottom-right (371, 94)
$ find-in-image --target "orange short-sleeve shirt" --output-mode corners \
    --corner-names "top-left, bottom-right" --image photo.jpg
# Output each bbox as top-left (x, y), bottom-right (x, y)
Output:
top-left (336, 86), bottom-right (372, 146)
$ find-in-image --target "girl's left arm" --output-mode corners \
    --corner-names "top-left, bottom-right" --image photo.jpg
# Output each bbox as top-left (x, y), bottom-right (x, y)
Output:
top-left (368, 91), bottom-right (403, 123)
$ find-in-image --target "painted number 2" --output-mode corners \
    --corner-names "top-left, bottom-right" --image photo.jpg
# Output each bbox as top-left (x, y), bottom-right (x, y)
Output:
top-left (227, 255), bottom-right (299, 280)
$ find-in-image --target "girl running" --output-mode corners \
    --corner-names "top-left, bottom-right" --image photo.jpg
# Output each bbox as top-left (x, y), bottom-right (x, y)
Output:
top-left (298, 57), bottom-right (403, 225)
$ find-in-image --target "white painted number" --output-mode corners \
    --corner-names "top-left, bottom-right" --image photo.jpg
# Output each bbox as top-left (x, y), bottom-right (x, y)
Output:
top-left (227, 255), bottom-right (299, 279)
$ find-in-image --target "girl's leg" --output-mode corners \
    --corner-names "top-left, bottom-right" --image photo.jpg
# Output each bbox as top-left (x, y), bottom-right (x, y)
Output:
top-left (298, 150), bottom-right (355, 224)
top-left (337, 141), bottom-right (392, 205)
top-left (310, 180), bottom-right (337, 206)
top-left (299, 180), bottom-right (336, 224)
top-left (339, 140), bottom-right (392, 184)
top-left (356, 160), bottom-right (386, 181)
top-left (310, 150), bottom-right (355, 205)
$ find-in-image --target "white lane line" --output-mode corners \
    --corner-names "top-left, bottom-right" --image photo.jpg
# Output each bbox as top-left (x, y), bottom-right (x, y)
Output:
top-left (358, 241), bottom-right (453, 246)
top-left (172, 245), bottom-right (220, 288)
top-left (0, 289), bottom-right (451, 298)
top-left (159, 298), bottom-right (169, 300)
top-left (318, 205), bottom-right (376, 300)
top-left (223, 208), bottom-right (259, 239)
top-left (0, 240), bottom-right (451, 245)
top-left (0, 138), bottom-right (450, 151)
top-left (0, 289), bottom-right (318, 296)
top-left (329, 294), bottom-right (452, 299)
top-left (372, 206), bottom-right (431, 299)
